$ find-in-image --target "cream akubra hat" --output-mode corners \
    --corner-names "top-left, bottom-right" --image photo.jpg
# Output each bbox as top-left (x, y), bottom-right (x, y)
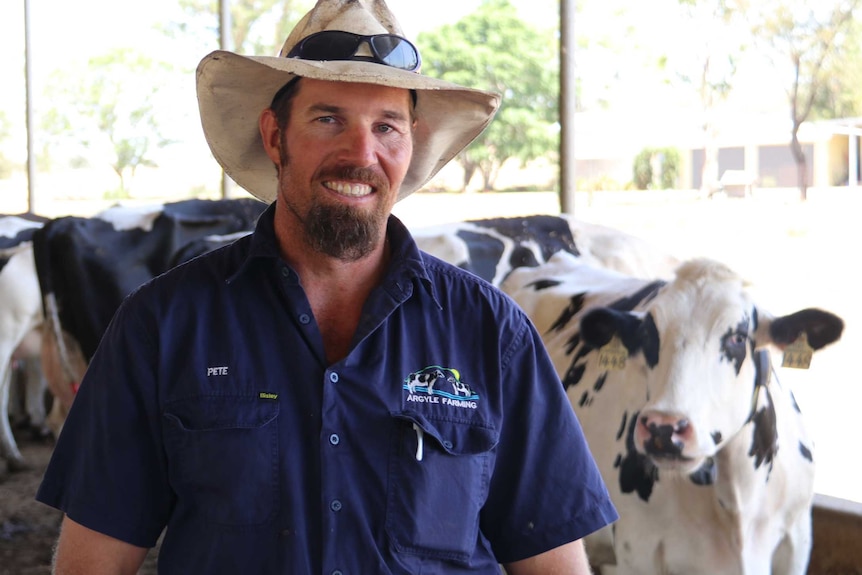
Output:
top-left (196, 0), bottom-right (501, 203)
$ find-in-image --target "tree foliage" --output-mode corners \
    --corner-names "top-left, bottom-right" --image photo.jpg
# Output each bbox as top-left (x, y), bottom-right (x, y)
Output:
top-left (41, 49), bottom-right (175, 196)
top-left (672, 0), bottom-right (750, 193)
top-left (743, 0), bottom-right (861, 199)
top-left (168, 0), bottom-right (311, 55)
top-left (418, 0), bottom-right (559, 191)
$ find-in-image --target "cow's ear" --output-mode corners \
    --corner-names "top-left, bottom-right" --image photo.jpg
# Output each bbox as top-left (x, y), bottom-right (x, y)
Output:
top-left (757, 308), bottom-right (844, 351)
top-left (580, 308), bottom-right (642, 349)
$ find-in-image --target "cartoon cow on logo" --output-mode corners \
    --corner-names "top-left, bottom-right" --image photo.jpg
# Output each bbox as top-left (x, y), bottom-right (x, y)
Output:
top-left (406, 369), bottom-right (445, 394)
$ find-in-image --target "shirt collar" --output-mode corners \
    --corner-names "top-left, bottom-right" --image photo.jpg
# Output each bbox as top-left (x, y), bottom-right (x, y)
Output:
top-left (227, 202), bottom-right (441, 308)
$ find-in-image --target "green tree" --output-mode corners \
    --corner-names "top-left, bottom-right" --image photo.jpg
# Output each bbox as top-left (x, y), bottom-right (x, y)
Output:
top-left (41, 49), bottom-right (175, 196)
top-left (166, 0), bottom-right (311, 55)
top-left (418, 0), bottom-right (559, 191)
top-left (744, 0), bottom-right (861, 199)
top-left (673, 0), bottom-right (750, 194)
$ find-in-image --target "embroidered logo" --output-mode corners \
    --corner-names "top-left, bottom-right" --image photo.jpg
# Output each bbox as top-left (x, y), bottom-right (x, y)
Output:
top-left (403, 366), bottom-right (479, 410)
top-left (206, 366), bottom-right (229, 376)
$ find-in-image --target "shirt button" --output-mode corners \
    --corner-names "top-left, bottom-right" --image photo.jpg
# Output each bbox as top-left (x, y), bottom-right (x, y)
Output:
top-left (298, 313), bottom-right (311, 324)
top-left (332, 571), bottom-right (343, 575)
top-left (330, 499), bottom-right (342, 512)
top-left (442, 440), bottom-right (453, 449)
top-left (329, 372), bottom-right (339, 383)
top-left (329, 434), bottom-right (340, 446)
top-left (281, 267), bottom-right (290, 278)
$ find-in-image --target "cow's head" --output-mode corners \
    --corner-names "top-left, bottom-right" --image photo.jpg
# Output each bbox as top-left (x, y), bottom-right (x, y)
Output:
top-left (579, 259), bottom-right (843, 477)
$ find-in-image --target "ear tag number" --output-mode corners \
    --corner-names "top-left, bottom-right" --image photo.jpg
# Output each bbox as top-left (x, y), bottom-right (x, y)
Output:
top-left (598, 336), bottom-right (627, 371)
top-left (782, 332), bottom-right (813, 370)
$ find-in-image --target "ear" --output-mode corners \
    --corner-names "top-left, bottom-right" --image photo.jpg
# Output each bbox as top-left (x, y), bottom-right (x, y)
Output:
top-left (755, 307), bottom-right (844, 351)
top-left (259, 108), bottom-right (282, 165)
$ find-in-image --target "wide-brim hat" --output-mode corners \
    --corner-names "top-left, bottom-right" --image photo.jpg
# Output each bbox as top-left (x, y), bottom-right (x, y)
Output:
top-left (196, 0), bottom-right (501, 203)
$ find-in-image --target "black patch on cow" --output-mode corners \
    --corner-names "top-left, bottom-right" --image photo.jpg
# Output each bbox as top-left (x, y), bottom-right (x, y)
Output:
top-left (456, 230), bottom-right (504, 282)
top-left (549, 293), bottom-right (586, 334)
top-left (33, 198), bottom-right (267, 362)
top-left (790, 390), bottom-right (802, 414)
top-left (616, 412), bottom-right (628, 441)
top-left (608, 280), bottom-right (665, 311)
top-left (578, 391), bottom-right (590, 407)
top-left (617, 410), bottom-right (659, 502)
top-left (527, 278), bottom-right (561, 291)
top-left (748, 385), bottom-right (778, 474)
top-left (799, 442), bottom-right (813, 463)
top-left (565, 332), bottom-right (582, 356)
top-left (638, 313), bottom-right (660, 369)
top-left (720, 316), bottom-right (750, 375)
top-left (562, 362), bottom-right (586, 389)
top-left (471, 214), bottom-right (580, 260)
top-left (769, 308), bottom-right (844, 350)
top-left (688, 457), bottom-right (717, 486)
top-left (593, 372), bottom-right (607, 392)
top-left (711, 430), bottom-right (723, 445)
top-left (0, 225), bottom-right (39, 251)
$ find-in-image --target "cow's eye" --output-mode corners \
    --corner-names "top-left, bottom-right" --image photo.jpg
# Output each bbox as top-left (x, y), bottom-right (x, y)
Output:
top-left (724, 331), bottom-right (748, 348)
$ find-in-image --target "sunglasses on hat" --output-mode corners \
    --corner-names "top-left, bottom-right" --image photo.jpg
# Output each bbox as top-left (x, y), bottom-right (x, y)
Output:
top-left (286, 31), bottom-right (421, 72)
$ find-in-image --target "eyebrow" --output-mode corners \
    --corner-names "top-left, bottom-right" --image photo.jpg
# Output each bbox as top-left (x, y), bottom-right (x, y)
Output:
top-left (307, 103), bottom-right (410, 123)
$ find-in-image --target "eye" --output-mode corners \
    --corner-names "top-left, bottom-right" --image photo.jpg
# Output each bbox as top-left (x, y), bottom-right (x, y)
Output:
top-left (723, 331), bottom-right (748, 348)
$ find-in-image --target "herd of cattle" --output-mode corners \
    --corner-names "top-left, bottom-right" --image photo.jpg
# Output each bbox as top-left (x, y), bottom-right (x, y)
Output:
top-left (0, 198), bottom-right (844, 574)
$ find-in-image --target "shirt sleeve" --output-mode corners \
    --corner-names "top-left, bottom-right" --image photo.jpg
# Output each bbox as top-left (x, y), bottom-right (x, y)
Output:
top-left (36, 291), bottom-right (172, 548)
top-left (480, 313), bottom-right (618, 563)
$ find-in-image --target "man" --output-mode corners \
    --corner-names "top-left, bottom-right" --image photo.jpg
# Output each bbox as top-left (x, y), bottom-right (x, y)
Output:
top-left (36, 1), bottom-right (617, 573)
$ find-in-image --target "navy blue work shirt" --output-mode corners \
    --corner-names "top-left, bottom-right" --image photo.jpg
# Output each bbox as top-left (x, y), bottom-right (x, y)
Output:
top-left (37, 203), bottom-right (617, 574)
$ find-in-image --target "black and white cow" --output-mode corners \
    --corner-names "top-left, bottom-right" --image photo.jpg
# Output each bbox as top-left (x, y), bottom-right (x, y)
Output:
top-left (411, 214), bottom-right (678, 287)
top-left (0, 215), bottom-right (47, 472)
top-left (502, 252), bottom-right (844, 575)
top-left (32, 198), bottom-right (267, 435)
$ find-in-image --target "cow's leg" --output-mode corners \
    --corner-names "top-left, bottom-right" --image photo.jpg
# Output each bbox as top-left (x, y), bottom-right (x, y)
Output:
top-left (0, 360), bottom-right (27, 472)
top-left (771, 514), bottom-right (812, 575)
top-left (22, 357), bottom-right (50, 438)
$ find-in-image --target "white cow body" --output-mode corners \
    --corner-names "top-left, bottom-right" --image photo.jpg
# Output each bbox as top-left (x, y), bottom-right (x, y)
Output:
top-left (502, 252), bottom-right (843, 575)
top-left (0, 216), bottom-right (46, 471)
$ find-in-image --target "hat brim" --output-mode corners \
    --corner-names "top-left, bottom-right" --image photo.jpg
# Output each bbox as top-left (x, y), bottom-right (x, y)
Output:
top-left (196, 51), bottom-right (501, 203)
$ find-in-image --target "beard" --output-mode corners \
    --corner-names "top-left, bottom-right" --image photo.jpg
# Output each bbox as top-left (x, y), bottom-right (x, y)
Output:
top-left (304, 201), bottom-right (380, 261)
top-left (279, 145), bottom-right (389, 262)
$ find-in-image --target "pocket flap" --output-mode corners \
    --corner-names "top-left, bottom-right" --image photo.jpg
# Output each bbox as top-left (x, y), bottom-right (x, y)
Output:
top-left (394, 413), bottom-right (498, 455)
top-left (164, 395), bottom-right (279, 431)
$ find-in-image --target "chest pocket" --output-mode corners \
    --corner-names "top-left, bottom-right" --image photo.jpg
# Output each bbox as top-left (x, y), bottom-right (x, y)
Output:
top-left (386, 413), bottom-right (499, 565)
top-left (163, 395), bottom-right (279, 527)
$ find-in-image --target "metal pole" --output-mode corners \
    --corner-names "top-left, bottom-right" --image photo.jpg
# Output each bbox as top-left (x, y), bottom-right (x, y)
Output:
top-left (24, 0), bottom-right (36, 214)
top-left (219, 0), bottom-right (233, 199)
top-left (559, 0), bottom-right (577, 214)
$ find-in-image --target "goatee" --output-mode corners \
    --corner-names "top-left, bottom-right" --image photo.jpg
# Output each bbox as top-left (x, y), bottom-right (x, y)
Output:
top-left (304, 202), bottom-right (380, 262)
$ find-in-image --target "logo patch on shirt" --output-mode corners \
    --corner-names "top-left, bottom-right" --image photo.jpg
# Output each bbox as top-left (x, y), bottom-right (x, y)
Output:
top-left (403, 366), bottom-right (479, 410)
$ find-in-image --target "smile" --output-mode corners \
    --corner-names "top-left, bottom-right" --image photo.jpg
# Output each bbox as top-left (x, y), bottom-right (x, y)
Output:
top-left (324, 181), bottom-right (373, 198)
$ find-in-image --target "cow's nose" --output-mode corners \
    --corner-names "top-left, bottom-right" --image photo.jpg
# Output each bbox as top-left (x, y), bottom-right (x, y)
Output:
top-left (638, 412), bottom-right (692, 457)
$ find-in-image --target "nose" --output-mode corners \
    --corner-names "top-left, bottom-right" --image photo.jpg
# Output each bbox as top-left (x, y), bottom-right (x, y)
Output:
top-left (338, 124), bottom-right (378, 168)
top-left (636, 411), bottom-right (692, 458)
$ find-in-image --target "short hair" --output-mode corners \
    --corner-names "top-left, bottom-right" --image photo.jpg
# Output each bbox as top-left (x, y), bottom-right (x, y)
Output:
top-left (269, 77), bottom-right (302, 131)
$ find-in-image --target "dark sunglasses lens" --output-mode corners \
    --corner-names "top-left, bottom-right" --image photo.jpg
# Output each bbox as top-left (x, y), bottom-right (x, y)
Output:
top-left (297, 32), bottom-right (361, 60)
top-left (370, 35), bottom-right (419, 70)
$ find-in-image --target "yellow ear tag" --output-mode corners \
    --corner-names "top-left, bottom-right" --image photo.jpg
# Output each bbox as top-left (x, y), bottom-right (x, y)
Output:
top-left (598, 335), bottom-right (628, 371)
top-left (782, 332), bottom-right (813, 370)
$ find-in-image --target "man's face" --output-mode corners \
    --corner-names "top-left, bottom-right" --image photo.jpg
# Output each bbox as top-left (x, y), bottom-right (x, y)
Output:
top-left (268, 78), bottom-right (414, 261)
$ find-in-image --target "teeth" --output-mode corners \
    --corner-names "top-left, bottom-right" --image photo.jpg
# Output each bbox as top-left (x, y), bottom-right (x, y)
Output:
top-left (324, 181), bottom-right (373, 197)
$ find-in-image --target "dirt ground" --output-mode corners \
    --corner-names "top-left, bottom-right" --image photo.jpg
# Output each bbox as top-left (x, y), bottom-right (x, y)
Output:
top-left (0, 430), bottom-right (58, 575)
